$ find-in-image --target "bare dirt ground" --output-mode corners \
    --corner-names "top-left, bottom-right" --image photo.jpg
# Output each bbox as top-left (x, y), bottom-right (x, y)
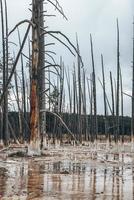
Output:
top-left (0, 142), bottom-right (134, 200)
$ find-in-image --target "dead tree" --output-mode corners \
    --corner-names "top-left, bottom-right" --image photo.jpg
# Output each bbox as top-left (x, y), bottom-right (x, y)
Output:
top-left (14, 70), bottom-right (23, 140)
top-left (81, 69), bottom-right (88, 141)
top-left (58, 58), bottom-right (64, 141)
top-left (17, 29), bottom-right (27, 142)
top-left (59, 57), bottom-right (64, 114)
top-left (120, 67), bottom-right (124, 142)
top-left (72, 63), bottom-right (78, 137)
top-left (65, 68), bottom-right (72, 114)
top-left (131, 19), bottom-right (134, 143)
top-left (29, 0), bottom-right (41, 154)
top-left (110, 71), bottom-right (115, 141)
top-left (90, 34), bottom-right (97, 141)
top-left (76, 35), bottom-right (82, 142)
top-left (39, 1), bottom-right (46, 149)
top-left (73, 64), bottom-right (77, 115)
top-left (0, 0), bottom-right (82, 148)
top-left (116, 19), bottom-right (120, 142)
top-left (0, 0), bottom-right (9, 145)
top-left (101, 55), bottom-right (109, 141)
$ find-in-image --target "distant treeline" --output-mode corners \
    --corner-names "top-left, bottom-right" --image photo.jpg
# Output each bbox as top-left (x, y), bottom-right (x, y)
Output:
top-left (47, 113), bottom-right (131, 137)
top-left (0, 112), bottom-right (131, 140)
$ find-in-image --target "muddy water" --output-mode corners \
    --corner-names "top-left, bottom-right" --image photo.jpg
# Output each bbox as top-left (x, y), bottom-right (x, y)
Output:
top-left (0, 147), bottom-right (134, 199)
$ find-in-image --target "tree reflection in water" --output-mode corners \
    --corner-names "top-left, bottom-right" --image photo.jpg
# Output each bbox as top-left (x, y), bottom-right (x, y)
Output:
top-left (0, 154), bottom-right (134, 199)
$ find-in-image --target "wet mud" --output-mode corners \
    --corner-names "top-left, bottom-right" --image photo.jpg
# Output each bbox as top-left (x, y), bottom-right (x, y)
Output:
top-left (0, 145), bottom-right (134, 200)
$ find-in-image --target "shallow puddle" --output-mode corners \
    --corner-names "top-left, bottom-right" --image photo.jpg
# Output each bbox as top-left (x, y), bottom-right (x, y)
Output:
top-left (0, 147), bottom-right (134, 199)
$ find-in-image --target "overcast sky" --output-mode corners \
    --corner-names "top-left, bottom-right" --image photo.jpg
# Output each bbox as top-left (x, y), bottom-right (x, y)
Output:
top-left (7, 0), bottom-right (134, 116)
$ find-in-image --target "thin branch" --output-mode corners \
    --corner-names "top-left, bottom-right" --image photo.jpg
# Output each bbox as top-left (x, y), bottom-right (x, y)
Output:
top-left (8, 19), bottom-right (34, 36)
top-left (46, 0), bottom-right (68, 20)
top-left (0, 24), bottom-right (30, 106)
top-left (41, 110), bottom-right (78, 143)
top-left (43, 64), bottom-right (61, 69)
top-left (123, 92), bottom-right (132, 98)
top-left (98, 78), bottom-right (113, 115)
top-left (45, 52), bottom-right (56, 64)
top-left (42, 30), bottom-right (84, 66)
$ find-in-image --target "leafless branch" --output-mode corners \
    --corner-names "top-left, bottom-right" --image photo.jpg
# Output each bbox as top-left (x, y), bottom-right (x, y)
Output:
top-left (8, 19), bottom-right (34, 36)
top-left (40, 110), bottom-right (78, 142)
top-left (42, 30), bottom-right (84, 66)
top-left (46, 0), bottom-right (68, 20)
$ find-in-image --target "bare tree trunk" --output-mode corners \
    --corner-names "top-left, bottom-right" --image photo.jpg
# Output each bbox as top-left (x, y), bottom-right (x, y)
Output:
top-left (90, 34), bottom-right (97, 141)
top-left (4, 0), bottom-right (9, 143)
top-left (101, 55), bottom-right (109, 141)
top-left (82, 69), bottom-right (87, 141)
top-left (59, 58), bottom-right (64, 142)
top-left (29, 0), bottom-right (41, 155)
top-left (116, 19), bottom-right (120, 142)
top-left (39, 0), bottom-right (46, 149)
top-left (59, 57), bottom-right (64, 114)
top-left (14, 70), bottom-right (23, 140)
top-left (131, 18), bottom-right (134, 143)
top-left (88, 73), bottom-right (94, 142)
top-left (120, 67), bottom-right (124, 143)
top-left (110, 71), bottom-right (115, 142)
top-left (73, 64), bottom-right (79, 138)
top-left (87, 77), bottom-right (91, 141)
top-left (17, 29), bottom-right (27, 142)
top-left (65, 68), bottom-right (72, 114)
top-left (76, 35), bottom-right (82, 142)
top-left (0, 0), bottom-right (9, 145)
top-left (73, 64), bottom-right (76, 115)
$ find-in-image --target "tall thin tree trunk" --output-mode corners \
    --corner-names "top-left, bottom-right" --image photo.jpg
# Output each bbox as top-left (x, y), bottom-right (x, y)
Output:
top-left (72, 64), bottom-right (77, 138)
top-left (29, 0), bottom-right (41, 154)
top-left (131, 19), bottom-right (134, 143)
top-left (116, 19), bottom-right (120, 142)
top-left (90, 34), bottom-right (97, 141)
top-left (110, 71), bottom-right (115, 142)
top-left (82, 69), bottom-right (87, 141)
top-left (73, 64), bottom-right (76, 115)
top-left (39, 0), bottom-right (46, 149)
top-left (88, 73), bottom-right (94, 142)
top-left (59, 58), bottom-right (64, 142)
top-left (0, 0), bottom-right (9, 145)
top-left (4, 0), bottom-right (9, 142)
top-left (14, 70), bottom-right (23, 140)
top-left (65, 68), bottom-right (72, 114)
top-left (120, 67), bottom-right (124, 143)
top-left (101, 55), bottom-right (108, 141)
top-left (87, 78), bottom-right (92, 141)
top-left (76, 35), bottom-right (82, 142)
top-left (17, 29), bottom-right (27, 142)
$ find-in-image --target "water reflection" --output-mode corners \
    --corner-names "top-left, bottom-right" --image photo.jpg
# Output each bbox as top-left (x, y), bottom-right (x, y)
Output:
top-left (0, 155), bottom-right (134, 199)
top-left (27, 161), bottom-right (44, 199)
top-left (0, 167), bottom-right (7, 198)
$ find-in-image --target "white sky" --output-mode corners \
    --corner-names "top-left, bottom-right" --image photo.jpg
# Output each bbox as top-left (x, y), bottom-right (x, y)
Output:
top-left (5, 0), bottom-right (134, 115)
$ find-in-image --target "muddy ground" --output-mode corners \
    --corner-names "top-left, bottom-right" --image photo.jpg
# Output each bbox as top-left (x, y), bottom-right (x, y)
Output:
top-left (0, 143), bottom-right (134, 200)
